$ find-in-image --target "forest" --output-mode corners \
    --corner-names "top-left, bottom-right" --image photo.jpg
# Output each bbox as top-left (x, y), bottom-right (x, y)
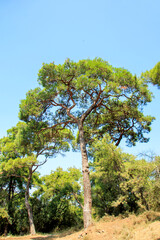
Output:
top-left (0, 58), bottom-right (160, 236)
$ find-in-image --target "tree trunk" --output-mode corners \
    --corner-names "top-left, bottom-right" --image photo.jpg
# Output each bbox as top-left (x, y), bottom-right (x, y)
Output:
top-left (25, 167), bottom-right (36, 235)
top-left (4, 177), bottom-right (13, 236)
top-left (139, 188), bottom-right (149, 211)
top-left (78, 122), bottom-right (92, 228)
top-left (4, 223), bottom-right (8, 236)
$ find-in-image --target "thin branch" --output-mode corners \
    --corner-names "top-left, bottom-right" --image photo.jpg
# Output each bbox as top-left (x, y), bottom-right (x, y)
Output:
top-left (81, 84), bottom-right (103, 123)
top-left (72, 192), bottom-right (84, 209)
top-left (66, 88), bottom-right (78, 122)
top-left (33, 158), bottom-right (47, 169)
top-left (115, 131), bottom-right (124, 146)
top-left (0, 174), bottom-right (26, 179)
top-left (40, 119), bottom-right (75, 132)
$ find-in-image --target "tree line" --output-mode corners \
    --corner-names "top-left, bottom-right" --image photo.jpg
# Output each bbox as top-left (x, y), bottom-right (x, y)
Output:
top-left (0, 58), bottom-right (160, 235)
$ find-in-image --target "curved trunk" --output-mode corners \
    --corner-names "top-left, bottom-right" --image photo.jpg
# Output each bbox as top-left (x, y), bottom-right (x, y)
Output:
top-left (78, 122), bottom-right (92, 228)
top-left (25, 167), bottom-right (36, 235)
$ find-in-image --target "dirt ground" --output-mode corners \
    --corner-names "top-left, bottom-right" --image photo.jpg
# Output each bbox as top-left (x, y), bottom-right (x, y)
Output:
top-left (1, 212), bottom-right (160, 240)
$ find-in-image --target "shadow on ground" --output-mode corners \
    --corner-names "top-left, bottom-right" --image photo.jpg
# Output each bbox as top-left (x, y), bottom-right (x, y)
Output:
top-left (31, 236), bottom-right (55, 240)
top-left (31, 231), bottom-right (77, 240)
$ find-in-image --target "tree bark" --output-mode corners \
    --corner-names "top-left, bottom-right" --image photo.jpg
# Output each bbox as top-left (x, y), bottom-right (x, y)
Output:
top-left (25, 167), bottom-right (36, 235)
top-left (4, 177), bottom-right (13, 236)
top-left (78, 122), bottom-right (92, 228)
top-left (3, 223), bottom-right (8, 236)
top-left (139, 188), bottom-right (149, 211)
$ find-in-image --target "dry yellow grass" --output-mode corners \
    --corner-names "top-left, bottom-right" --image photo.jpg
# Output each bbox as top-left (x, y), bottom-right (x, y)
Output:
top-left (1, 211), bottom-right (160, 240)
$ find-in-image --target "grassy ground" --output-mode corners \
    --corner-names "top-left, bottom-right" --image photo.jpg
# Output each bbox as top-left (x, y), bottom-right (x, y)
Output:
top-left (1, 211), bottom-right (160, 240)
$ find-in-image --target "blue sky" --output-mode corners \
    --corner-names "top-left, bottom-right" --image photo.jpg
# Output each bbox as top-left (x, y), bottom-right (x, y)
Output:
top-left (0, 0), bottom-right (160, 175)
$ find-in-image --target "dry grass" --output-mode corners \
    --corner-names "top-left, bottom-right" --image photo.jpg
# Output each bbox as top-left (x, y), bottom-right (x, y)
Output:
top-left (1, 211), bottom-right (160, 240)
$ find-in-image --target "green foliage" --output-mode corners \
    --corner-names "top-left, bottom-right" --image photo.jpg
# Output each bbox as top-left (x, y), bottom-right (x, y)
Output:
top-left (0, 128), bottom-right (28, 235)
top-left (0, 208), bottom-right (10, 222)
top-left (19, 88), bottom-right (44, 122)
top-left (0, 110), bottom-right (73, 234)
top-left (18, 58), bottom-right (156, 229)
top-left (1, 58), bottom-right (160, 234)
top-left (34, 167), bottom-right (83, 208)
top-left (0, 155), bottom-right (37, 176)
top-left (90, 135), bottom-right (160, 217)
top-left (0, 165), bottom-right (83, 234)
top-left (148, 156), bottom-right (160, 211)
top-left (113, 158), bottom-right (153, 212)
top-left (31, 197), bottom-right (83, 232)
top-left (142, 62), bottom-right (160, 87)
top-left (19, 58), bottom-right (154, 148)
top-left (39, 167), bottom-right (81, 198)
top-left (89, 134), bottom-right (126, 217)
top-left (14, 121), bottom-right (71, 158)
top-left (32, 167), bottom-right (83, 232)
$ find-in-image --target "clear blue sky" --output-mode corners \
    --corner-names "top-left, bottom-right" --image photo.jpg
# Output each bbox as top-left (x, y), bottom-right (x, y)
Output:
top-left (0, 0), bottom-right (160, 175)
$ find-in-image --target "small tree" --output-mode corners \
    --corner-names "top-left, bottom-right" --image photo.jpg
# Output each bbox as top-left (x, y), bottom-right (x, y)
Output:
top-left (32, 167), bottom-right (83, 232)
top-left (0, 122), bottom-right (71, 235)
top-left (19, 58), bottom-right (154, 227)
top-left (89, 134), bottom-right (125, 216)
top-left (0, 128), bottom-right (25, 235)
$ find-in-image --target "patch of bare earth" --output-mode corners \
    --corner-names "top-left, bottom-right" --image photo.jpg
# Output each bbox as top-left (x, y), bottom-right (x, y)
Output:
top-left (1, 211), bottom-right (160, 240)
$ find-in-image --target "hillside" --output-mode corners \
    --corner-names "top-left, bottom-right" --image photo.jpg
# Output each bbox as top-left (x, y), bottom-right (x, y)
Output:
top-left (1, 211), bottom-right (160, 240)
